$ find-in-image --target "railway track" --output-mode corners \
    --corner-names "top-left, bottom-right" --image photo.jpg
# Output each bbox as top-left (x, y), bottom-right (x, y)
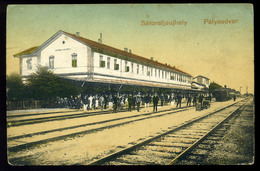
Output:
top-left (7, 103), bottom-right (189, 127)
top-left (8, 106), bottom-right (190, 153)
top-left (176, 100), bottom-right (254, 165)
top-left (85, 98), bottom-right (250, 165)
top-left (7, 108), bottom-right (123, 127)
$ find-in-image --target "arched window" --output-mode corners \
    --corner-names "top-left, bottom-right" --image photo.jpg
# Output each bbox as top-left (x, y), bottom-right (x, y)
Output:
top-left (71, 53), bottom-right (77, 67)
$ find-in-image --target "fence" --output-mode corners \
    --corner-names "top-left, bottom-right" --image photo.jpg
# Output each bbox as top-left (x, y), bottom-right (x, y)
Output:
top-left (6, 99), bottom-right (58, 110)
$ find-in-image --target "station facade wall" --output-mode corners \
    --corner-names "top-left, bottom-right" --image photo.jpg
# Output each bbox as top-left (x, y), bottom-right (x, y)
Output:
top-left (17, 31), bottom-right (193, 89)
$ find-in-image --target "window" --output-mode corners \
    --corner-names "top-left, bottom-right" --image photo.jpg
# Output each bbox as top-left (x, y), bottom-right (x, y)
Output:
top-left (71, 53), bottom-right (77, 67)
top-left (170, 73), bottom-right (175, 80)
top-left (125, 61), bottom-right (129, 72)
top-left (131, 63), bottom-right (133, 73)
top-left (114, 59), bottom-right (119, 70)
top-left (137, 64), bottom-right (139, 74)
top-left (155, 69), bottom-right (157, 77)
top-left (147, 67), bottom-right (150, 76)
top-left (49, 56), bottom-right (54, 69)
top-left (151, 68), bottom-right (153, 76)
top-left (107, 57), bottom-right (110, 69)
top-left (142, 65), bottom-right (144, 75)
top-left (26, 58), bottom-right (32, 70)
top-left (99, 55), bottom-right (105, 68)
top-left (162, 71), bottom-right (164, 79)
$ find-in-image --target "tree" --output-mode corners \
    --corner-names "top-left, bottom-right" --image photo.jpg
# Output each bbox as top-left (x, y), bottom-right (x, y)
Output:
top-left (6, 73), bottom-right (25, 101)
top-left (209, 82), bottom-right (222, 92)
top-left (27, 66), bottom-right (79, 100)
top-left (58, 78), bottom-right (79, 98)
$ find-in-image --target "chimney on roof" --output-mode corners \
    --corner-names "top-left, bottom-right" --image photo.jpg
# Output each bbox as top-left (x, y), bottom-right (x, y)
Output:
top-left (98, 33), bottom-right (102, 44)
top-left (150, 57), bottom-right (154, 60)
top-left (76, 32), bottom-right (80, 37)
top-left (129, 49), bottom-right (132, 53)
top-left (124, 48), bottom-right (128, 52)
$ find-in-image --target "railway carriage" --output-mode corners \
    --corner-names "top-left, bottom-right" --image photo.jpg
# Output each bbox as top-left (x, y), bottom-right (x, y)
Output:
top-left (213, 88), bottom-right (231, 102)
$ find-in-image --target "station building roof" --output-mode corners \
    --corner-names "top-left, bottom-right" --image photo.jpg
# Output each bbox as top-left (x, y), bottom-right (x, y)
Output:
top-left (14, 30), bottom-right (192, 76)
top-left (194, 75), bottom-right (210, 80)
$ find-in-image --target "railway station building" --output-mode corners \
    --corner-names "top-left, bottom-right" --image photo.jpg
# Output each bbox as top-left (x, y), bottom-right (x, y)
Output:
top-left (191, 75), bottom-right (210, 90)
top-left (14, 30), bottom-right (194, 93)
top-left (193, 75), bottom-right (210, 88)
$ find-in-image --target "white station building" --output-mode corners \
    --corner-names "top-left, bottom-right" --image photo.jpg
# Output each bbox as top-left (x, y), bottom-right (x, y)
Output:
top-left (14, 30), bottom-right (194, 90)
top-left (191, 75), bottom-right (210, 90)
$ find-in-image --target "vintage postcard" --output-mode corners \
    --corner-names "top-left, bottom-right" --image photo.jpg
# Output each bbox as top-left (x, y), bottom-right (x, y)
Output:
top-left (6, 4), bottom-right (254, 165)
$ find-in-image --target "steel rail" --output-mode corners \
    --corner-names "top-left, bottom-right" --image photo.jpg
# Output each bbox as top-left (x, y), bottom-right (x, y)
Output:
top-left (8, 105), bottom-right (190, 141)
top-left (8, 103), bottom-right (191, 127)
top-left (8, 108), bottom-right (189, 152)
top-left (85, 99), bottom-right (247, 165)
top-left (168, 100), bottom-right (249, 165)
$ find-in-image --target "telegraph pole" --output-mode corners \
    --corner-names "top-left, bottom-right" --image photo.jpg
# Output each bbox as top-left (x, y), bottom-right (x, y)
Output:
top-left (240, 86), bottom-right (242, 94)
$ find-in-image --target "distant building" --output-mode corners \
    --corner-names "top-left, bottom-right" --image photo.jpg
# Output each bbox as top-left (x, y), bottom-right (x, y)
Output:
top-left (14, 30), bottom-right (193, 90)
top-left (192, 75), bottom-right (210, 90)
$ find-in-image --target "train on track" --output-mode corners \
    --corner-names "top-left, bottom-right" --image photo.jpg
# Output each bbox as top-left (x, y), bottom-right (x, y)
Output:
top-left (212, 87), bottom-right (240, 102)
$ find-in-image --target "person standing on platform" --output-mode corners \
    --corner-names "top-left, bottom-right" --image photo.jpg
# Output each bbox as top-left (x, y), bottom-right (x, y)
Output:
top-left (127, 94), bottom-right (133, 112)
top-left (160, 93), bottom-right (164, 107)
top-left (176, 94), bottom-right (182, 108)
top-left (136, 92), bottom-right (142, 112)
top-left (132, 93), bottom-right (136, 110)
top-left (198, 94), bottom-right (203, 105)
top-left (104, 95), bottom-right (108, 109)
top-left (193, 94), bottom-right (197, 106)
top-left (198, 94), bottom-right (204, 109)
top-left (153, 93), bottom-right (159, 112)
top-left (187, 94), bottom-right (192, 107)
top-left (83, 95), bottom-right (88, 111)
top-left (99, 95), bottom-right (104, 110)
top-left (144, 93), bottom-right (150, 112)
top-left (92, 95), bottom-right (96, 110)
top-left (88, 95), bottom-right (93, 110)
top-left (113, 94), bottom-right (118, 113)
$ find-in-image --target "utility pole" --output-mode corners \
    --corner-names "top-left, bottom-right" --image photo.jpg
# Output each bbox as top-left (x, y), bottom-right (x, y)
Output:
top-left (240, 86), bottom-right (242, 94)
top-left (246, 85), bottom-right (248, 94)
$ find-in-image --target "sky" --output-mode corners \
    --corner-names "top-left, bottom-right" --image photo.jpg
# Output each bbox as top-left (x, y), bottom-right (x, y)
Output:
top-left (6, 4), bottom-right (254, 94)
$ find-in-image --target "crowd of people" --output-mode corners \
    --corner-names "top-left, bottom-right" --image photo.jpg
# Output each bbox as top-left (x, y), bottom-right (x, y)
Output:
top-left (54, 91), bottom-right (211, 113)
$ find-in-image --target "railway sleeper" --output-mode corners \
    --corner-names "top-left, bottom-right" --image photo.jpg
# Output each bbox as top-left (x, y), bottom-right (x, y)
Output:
top-left (150, 141), bottom-right (191, 148)
top-left (143, 144), bottom-right (184, 153)
top-left (166, 134), bottom-right (202, 139)
top-left (186, 125), bottom-right (214, 130)
top-left (115, 154), bottom-right (160, 165)
top-left (130, 148), bottom-right (174, 159)
top-left (140, 145), bottom-right (182, 154)
top-left (173, 130), bottom-right (207, 136)
top-left (160, 137), bottom-right (197, 144)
